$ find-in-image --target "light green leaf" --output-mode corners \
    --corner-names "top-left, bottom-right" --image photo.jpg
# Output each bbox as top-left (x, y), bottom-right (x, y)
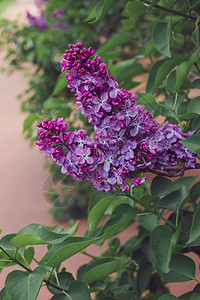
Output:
top-left (187, 202), bottom-right (200, 244)
top-left (150, 225), bottom-right (174, 273)
top-left (180, 133), bottom-right (200, 153)
top-left (93, 0), bottom-right (116, 23)
top-left (151, 176), bottom-right (175, 197)
top-left (84, 258), bottom-right (129, 283)
top-left (175, 49), bottom-right (200, 91)
top-left (5, 267), bottom-right (47, 300)
top-left (125, 1), bottom-right (146, 18)
top-left (96, 32), bottom-right (130, 54)
top-left (52, 73), bottom-right (66, 96)
top-left (23, 114), bottom-right (38, 133)
top-left (88, 194), bottom-right (115, 236)
top-left (10, 224), bottom-right (70, 248)
top-left (46, 237), bottom-right (99, 268)
top-left (152, 21), bottom-right (172, 57)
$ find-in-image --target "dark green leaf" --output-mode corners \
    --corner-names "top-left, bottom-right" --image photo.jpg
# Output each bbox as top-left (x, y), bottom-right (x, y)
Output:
top-left (180, 133), bottom-right (200, 153)
top-left (170, 254), bottom-right (195, 279)
top-left (84, 258), bottom-right (129, 283)
top-left (190, 294), bottom-right (200, 300)
top-left (159, 186), bottom-right (189, 211)
top-left (94, 0), bottom-right (116, 23)
top-left (187, 96), bottom-right (200, 114)
top-left (152, 21), bottom-right (172, 57)
top-left (158, 295), bottom-right (178, 299)
top-left (46, 237), bottom-right (99, 268)
top-left (136, 263), bottom-right (153, 296)
top-left (5, 267), bottom-right (47, 300)
top-left (192, 79), bottom-right (200, 89)
top-left (174, 20), bottom-right (195, 35)
top-left (138, 214), bottom-right (158, 232)
top-left (147, 0), bottom-right (160, 11)
top-left (187, 202), bottom-right (200, 244)
top-left (24, 247), bottom-right (34, 265)
top-left (0, 288), bottom-right (8, 300)
top-left (175, 49), bottom-right (200, 91)
top-left (125, 1), bottom-right (146, 18)
top-left (153, 56), bottom-right (187, 90)
top-left (116, 63), bottom-right (144, 83)
top-left (47, 272), bottom-right (74, 295)
top-left (102, 204), bottom-right (136, 242)
top-left (150, 225), bottom-right (174, 273)
top-left (146, 58), bottom-right (168, 92)
top-left (151, 176), bottom-right (175, 197)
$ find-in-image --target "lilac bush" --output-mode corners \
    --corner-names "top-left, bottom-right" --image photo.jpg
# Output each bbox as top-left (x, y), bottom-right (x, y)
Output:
top-left (36, 43), bottom-right (196, 193)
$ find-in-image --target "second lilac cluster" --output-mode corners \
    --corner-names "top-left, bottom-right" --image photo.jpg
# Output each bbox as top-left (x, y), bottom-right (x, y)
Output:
top-left (36, 43), bottom-right (196, 192)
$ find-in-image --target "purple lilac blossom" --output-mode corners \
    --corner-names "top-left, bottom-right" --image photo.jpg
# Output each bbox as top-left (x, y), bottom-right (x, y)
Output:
top-left (26, 12), bottom-right (48, 31)
top-left (36, 43), bottom-right (196, 193)
top-left (51, 8), bottom-right (65, 19)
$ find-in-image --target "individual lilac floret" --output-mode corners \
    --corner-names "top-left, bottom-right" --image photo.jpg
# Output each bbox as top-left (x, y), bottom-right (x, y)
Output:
top-left (51, 8), bottom-right (65, 19)
top-left (36, 43), bottom-right (196, 193)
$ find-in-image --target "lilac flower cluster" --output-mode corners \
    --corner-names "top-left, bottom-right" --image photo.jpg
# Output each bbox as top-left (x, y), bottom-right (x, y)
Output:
top-left (36, 43), bottom-right (196, 192)
top-left (27, 6), bottom-right (70, 31)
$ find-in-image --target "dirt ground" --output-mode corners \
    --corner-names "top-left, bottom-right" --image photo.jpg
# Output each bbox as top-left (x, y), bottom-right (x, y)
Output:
top-left (0, 1), bottom-right (200, 298)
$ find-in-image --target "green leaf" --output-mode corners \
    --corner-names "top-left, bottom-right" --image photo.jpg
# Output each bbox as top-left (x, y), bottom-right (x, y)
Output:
top-left (24, 247), bottom-right (34, 265)
top-left (0, 288), bottom-right (8, 300)
top-left (116, 63), bottom-right (145, 83)
top-left (47, 272), bottom-right (74, 295)
top-left (175, 49), bottom-right (200, 91)
top-left (23, 114), bottom-right (37, 133)
top-left (152, 21), bottom-right (172, 57)
top-left (174, 20), bottom-right (195, 35)
top-left (136, 263), bottom-right (153, 296)
top-left (180, 133), bottom-right (200, 153)
top-left (144, 38), bottom-right (156, 57)
top-left (102, 204), bottom-right (136, 242)
top-left (158, 295), bottom-right (178, 300)
top-left (159, 186), bottom-right (189, 211)
top-left (190, 294), bottom-right (200, 300)
top-left (166, 70), bottom-right (176, 92)
top-left (147, 0), bottom-right (160, 11)
top-left (170, 254), bottom-right (195, 279)
top-left (46, 237), bottom-right (99, 268)
top-left (187, 202), bottom-right (200, 244)
top-left (110, 58), bottom-right (136, 77)
top-left (96, 32), bottom-right (130, 54)
top-left (138, 214), bottom-right (158, 232)
top-left (146, 58), bottom-right (168, 92)
top-left (52, 73), bottom-right (67, 96)
top-left (125, 1), bottom-right (146, 18)
top-left (151, 176), bottom-right (175, 197)
top-left (51, 280), bottom-right (91, 300)
top-left (153, 56), bottom-right (187, 90)
top-left (84, 258), bottom-right (129, 283)
top-left (192, 79), bottom-right (200, 89)
top-left (10, 224), bottom-right (70, 248)
top-left (88, 194), bottom-right (115, 236)
top-left (5, 266), bottom-right (47, 300)
top-left (187, 96), bottom-right (200, 114)
top-left (93, 0), bottom-right (116, 23)
top-left (150, 225), bottom-right (174, 273)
